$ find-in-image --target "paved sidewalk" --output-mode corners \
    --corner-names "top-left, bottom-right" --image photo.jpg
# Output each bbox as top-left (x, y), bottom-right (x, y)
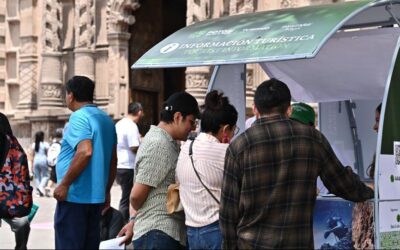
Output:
top-left (0, 184), bottom-right (122, 249)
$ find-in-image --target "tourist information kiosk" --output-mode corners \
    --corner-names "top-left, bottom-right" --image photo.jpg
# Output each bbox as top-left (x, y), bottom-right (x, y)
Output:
top-left (131, 0), bottom-right (400, 248)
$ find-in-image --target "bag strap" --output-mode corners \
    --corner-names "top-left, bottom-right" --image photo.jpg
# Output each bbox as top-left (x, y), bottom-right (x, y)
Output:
top-left (0, 134), bottom-right (10, 171)
top-left (189, 140), bottom-right (220, 205)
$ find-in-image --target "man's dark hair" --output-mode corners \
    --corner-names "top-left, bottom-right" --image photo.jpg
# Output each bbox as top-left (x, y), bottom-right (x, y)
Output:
top-left (65, 76), bottom-right (95, 102)
top-left (160, 91), bottom-right (200, 123)
top-left (0, 112), bottom-right (12, 135)
top-left (128, 102), bottom-right (143, 115)
top-left (254, 78), bottom-right (291, 115)
top-left (201, 90), bottom-right (238, 134)
top-left (54, 130), bottom-right (63, 139)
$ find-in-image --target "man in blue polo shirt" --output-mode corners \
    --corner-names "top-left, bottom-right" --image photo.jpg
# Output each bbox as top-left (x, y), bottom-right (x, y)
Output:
top-left (54, 76), bottom-right (117, 249)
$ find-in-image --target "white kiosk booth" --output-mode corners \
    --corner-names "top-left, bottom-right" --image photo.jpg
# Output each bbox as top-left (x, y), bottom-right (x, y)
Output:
top-left (131, 0), bottom-right (400, 248)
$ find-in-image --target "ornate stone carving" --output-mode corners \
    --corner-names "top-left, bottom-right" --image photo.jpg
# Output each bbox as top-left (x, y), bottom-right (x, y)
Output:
top-left (185, 67), bottom-right (210, 105)
top-left (246, 67), bottom-right (255, 110)
top-left (246, 68), bottom-right (253, 88)
top-left (107, 32), bottom-right (130, 118)
top-left (39, 52), bottom-right (64, 107)
top-left (281, 0), bottom-right (298, 8)
top-left (187, 0), bottom-right (212, 25)
top-left (75, 0), bottom-right (95, 49)
top-left (107, 0), bottom-right (140, 33)
top-left (230, 0), bottom-right (255, 14)
top-left (20, 37), bottom-right (38, 55)
top-left (41, 84), bottom-right (62, 99)
top-left (17, 62), bottom-right (38, 109)
top-left (42, 0), bottom-right (62, 52)
top-left (17, 35), bottom-right (39, 110)
top-left (186, 72), bottom-right (210, 89)
top-left (186, 1), bottom-right (214, 104)
top-left (39, 0), bottom-right (63, 108)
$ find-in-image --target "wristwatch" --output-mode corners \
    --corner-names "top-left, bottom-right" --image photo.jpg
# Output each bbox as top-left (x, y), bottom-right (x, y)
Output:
top-left (129, 215), bottom-right (136, 222)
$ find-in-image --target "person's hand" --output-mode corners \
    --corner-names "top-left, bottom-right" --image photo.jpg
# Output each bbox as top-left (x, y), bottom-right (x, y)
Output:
top-left (53, 183), bottom-right (69, 201)
top-left (101, 204), bottom-right (110, 216)
top-left (104, 192), bottom-right (111, 210)
top-left (117, 221), bottom-right (134, 246)
top-left (101, 193), bottom-right (111, 216)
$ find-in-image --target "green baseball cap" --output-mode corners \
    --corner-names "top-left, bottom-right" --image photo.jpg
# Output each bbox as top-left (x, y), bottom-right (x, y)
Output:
top-left (290, 102), bottom-right (315, 126)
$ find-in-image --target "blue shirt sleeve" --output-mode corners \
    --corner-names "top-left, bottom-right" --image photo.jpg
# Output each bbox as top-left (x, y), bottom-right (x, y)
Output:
top-left (65, 111), bottom-right (93, 149)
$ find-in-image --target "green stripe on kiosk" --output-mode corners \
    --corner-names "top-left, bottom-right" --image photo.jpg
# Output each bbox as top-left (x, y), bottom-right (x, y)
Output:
top-left (131, 0), bottom-right (400, 248)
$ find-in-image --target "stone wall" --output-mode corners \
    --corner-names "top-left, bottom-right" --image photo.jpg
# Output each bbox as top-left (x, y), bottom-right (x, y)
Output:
top-left (0, 0), bottom-right (139, 148)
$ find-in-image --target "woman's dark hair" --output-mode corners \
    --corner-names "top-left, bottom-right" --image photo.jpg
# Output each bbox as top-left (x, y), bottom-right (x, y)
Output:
top-left (368, 102), bottom-right (383, 179)
top-left (201, 90), bottom-right (238, 134)
top-left (65, 76), bottom-right (95, 102)
top-left (34, 131), bottom-right (45, 152)
top-left (0, 112), bottom-right (12, 135)
top-left (160, 91), bottom-right (200, 123)
top-left (376, 103), bottom-right (382, 114)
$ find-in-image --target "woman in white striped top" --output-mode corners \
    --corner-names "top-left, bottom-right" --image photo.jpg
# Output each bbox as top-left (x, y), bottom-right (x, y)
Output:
top-left (176, 90), bottom-right (238, 250)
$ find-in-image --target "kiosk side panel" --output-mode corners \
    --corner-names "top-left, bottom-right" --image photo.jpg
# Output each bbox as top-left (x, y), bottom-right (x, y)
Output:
top-left (377, 48), bottom-right (400, 249)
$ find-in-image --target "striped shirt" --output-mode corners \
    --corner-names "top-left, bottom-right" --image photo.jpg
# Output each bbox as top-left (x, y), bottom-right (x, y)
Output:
top-left (176, 133), bottom-right (228, 227)
top-left (133, 126), bottom-right (186, 245)
top-left (220, 115), bottom-right (374, 249)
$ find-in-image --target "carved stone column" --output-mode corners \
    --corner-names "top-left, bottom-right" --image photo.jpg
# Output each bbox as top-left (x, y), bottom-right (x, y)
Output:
top-left (230, 0), bottom-right (255, 14)
top-left (39, 0), bottom-right (63, 108)
top-left (230, 0), bottom-right (257, 113)
top-left (74, 0), bottom-right (95, 80)
top-left (186, 0), bottom-right (213, 104)
top-left (106, 0), bottom-right (140, 118)
top-left (185, 67), bottom-right (210, 105)
top-left (280, 0), bottom-right (299, 8)
top-left (17, 0), bottom-right (39, 110)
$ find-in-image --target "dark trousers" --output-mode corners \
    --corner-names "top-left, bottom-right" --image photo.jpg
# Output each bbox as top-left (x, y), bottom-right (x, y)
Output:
top-left (54, 201), bottom-right (102, 250)
top-left (14, 222), bottom-right (30, 250)
top-left (133, 230), bottom-right (185, 250)
top-left (2, 217), bottom-right (30, 250)
top-left (116, 168), bottom-right (134, 223)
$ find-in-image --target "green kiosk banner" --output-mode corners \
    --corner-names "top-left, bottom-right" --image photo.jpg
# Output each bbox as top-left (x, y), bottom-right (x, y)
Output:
top-left (133, 0), bottom-right (373, 68)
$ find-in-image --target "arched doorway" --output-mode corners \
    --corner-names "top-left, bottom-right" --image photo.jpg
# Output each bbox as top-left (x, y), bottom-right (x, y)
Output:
top-left (129, 0), bottom-right (186, 135)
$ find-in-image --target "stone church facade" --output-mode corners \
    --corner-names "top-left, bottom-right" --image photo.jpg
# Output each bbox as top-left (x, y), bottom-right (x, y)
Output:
top-left (0, 0), bottom-right (341, 146)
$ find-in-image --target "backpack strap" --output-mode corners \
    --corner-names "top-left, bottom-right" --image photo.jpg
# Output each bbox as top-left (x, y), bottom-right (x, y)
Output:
top-left (0, 133), bottom-right (10, 170)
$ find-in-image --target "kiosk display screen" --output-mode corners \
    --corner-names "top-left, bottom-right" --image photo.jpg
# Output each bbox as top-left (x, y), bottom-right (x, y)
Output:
top-left (313, 199), bottom-right (354, 249)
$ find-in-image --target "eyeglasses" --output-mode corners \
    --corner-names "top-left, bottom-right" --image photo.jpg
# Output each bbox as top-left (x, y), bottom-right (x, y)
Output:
top-left (188, 119), bottom-right (199, 129)
top-left (233, 126), bottom-right (240, 135)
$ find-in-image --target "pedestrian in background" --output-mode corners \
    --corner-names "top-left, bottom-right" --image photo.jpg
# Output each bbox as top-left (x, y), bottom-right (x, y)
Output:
top-left (53, 76), bottom-right (117, 249)
top-left (118, 91), bottom-right (200, 250)
top-left (220, 78), bottom-right (374, 249)
top-left (176, 90), bottom-right (238, 250)
top-left (31, 131), bottom-right (50, 197)
top-left (45, 129), bottom-right (63, 196)
top-left (115, 102), bottom-right (143, 223)
top-left (367, 102), bottom-right (382, 179)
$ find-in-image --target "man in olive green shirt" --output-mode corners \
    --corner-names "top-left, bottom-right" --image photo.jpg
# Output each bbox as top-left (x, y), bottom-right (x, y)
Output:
top-left (118, 92), bottom-right (200, 249)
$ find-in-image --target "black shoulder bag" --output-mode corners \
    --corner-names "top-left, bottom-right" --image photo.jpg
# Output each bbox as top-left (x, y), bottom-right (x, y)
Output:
top-left (189, 140), bottom-right (220, 205)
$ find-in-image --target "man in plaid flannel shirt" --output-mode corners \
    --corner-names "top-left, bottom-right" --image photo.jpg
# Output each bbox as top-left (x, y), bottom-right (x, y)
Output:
top-left (220, 78), bottom-right (374, 249)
